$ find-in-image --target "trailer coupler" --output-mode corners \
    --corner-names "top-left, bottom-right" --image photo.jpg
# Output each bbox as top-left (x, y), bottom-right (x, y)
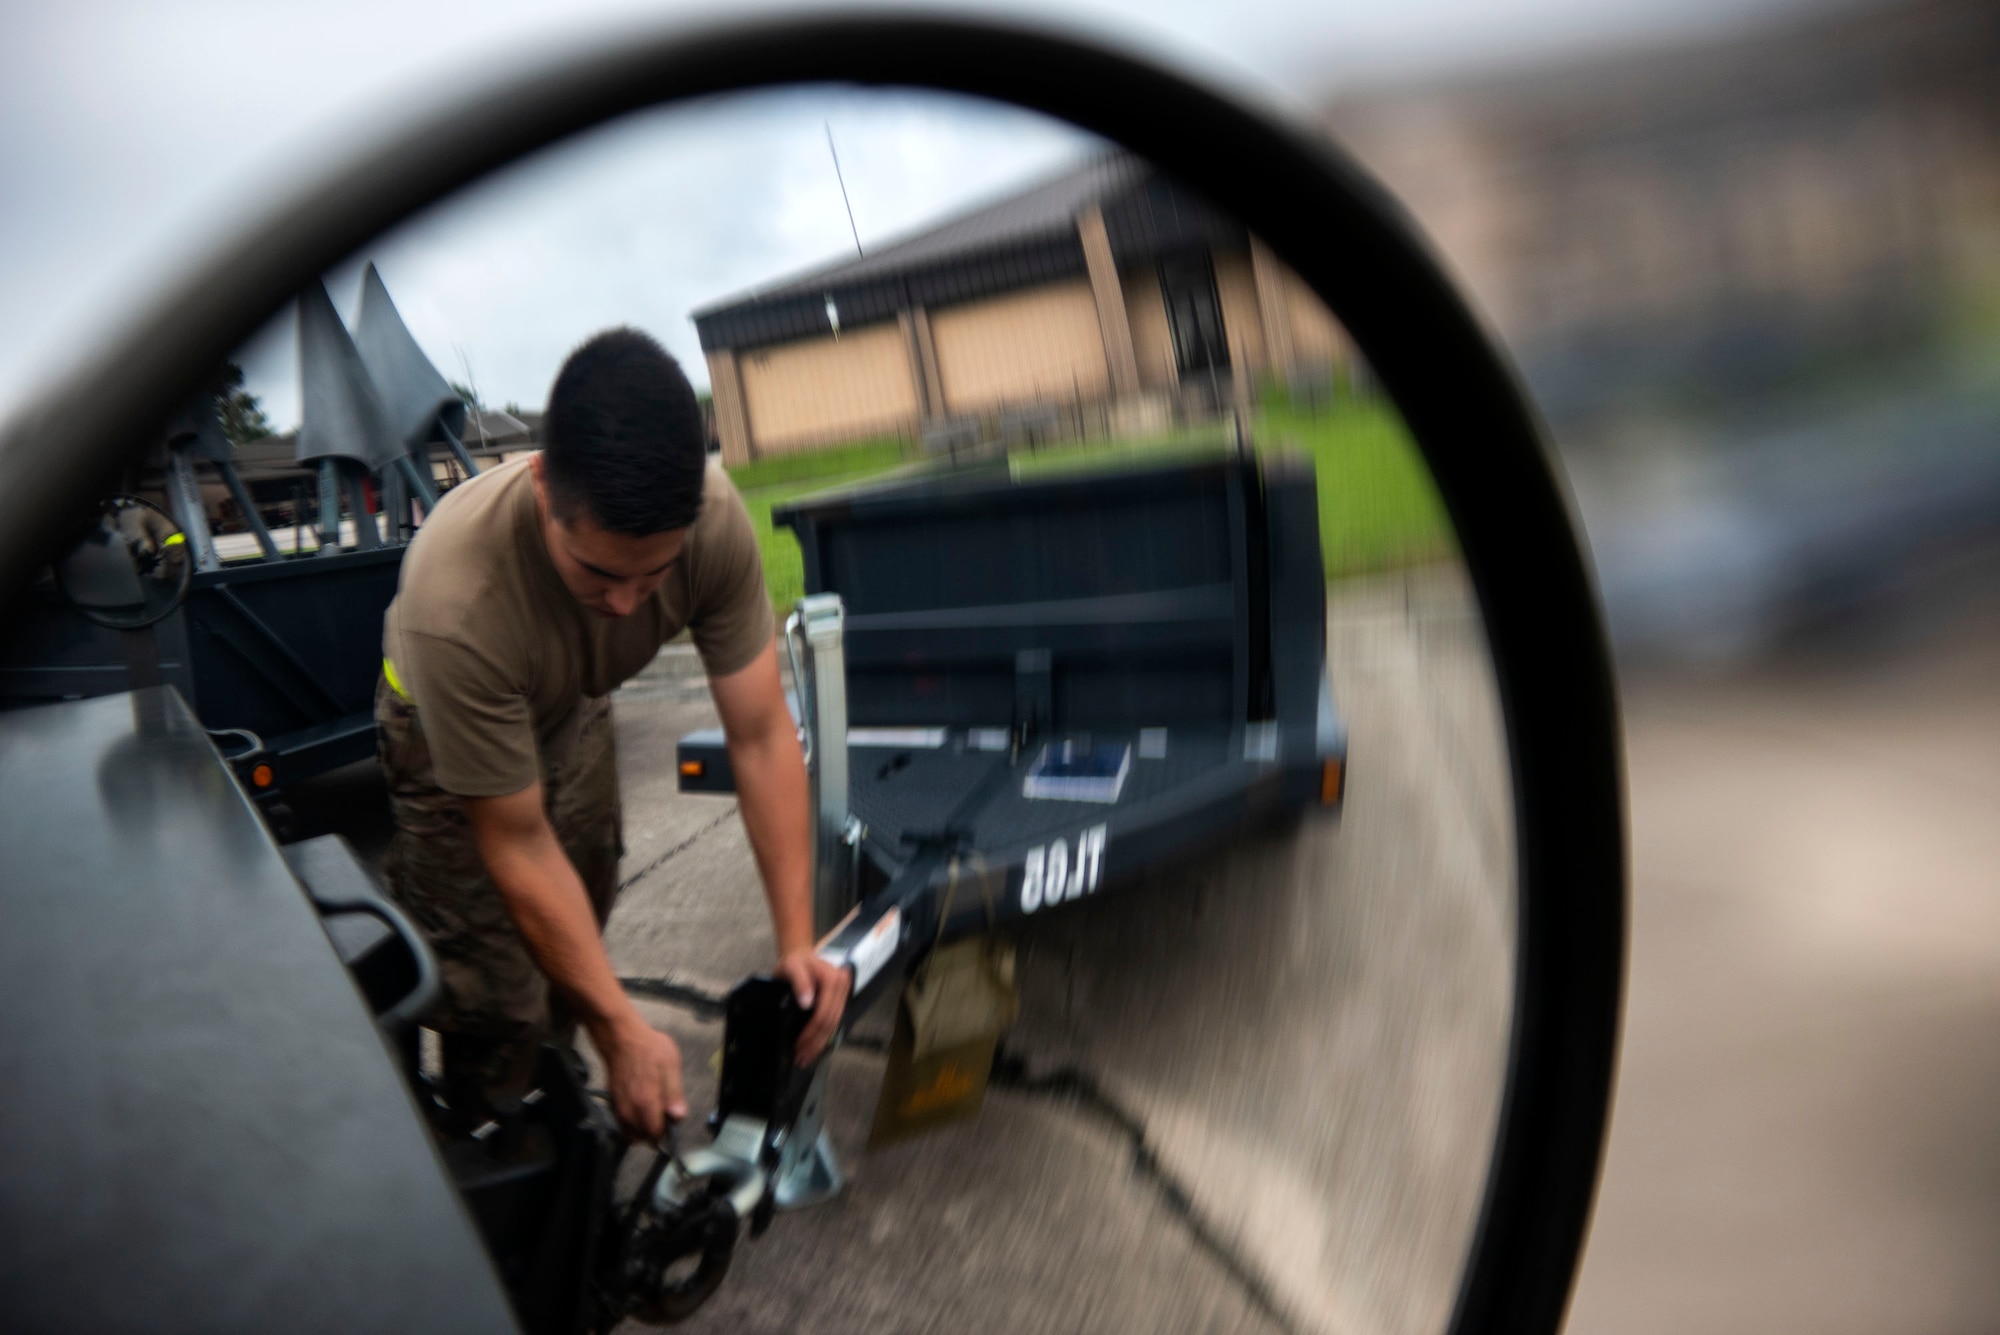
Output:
top-left (601, 976), bottom-right (846, 1325)
top-left (602, 1119), bottom-right (766, 1324)
top-left (602, 855), bottom-right (943, 1326)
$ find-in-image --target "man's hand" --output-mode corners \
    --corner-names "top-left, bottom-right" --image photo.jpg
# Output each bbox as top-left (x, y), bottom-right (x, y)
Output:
top-left (777, 949), bottom-right (852, 1064)
top-left (594, 1017), bottom-right (689, 1143)
top-left (463, 784), bottom-right (689, 1142)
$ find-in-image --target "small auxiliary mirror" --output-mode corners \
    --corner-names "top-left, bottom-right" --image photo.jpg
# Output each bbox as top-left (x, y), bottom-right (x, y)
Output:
top-left (54, 496), bottom-right (191, 630)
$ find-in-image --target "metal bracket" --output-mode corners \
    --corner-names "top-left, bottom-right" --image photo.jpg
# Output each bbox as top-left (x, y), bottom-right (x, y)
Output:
top-left (315, 459), bottom-right (341, 555)
top-left (656, 1114), bottom-right (771, 1222)
top-left (164, 449), bottom-right (220, 572)
top-left (395, 451), bottom-right (440, 509)
top-left (438, 419), bottom-right (481, 479)
top-left (770, 1062), bottom-right (842, 1211)
top-left (215, 460), bottom-right (281, 560)
top-left (786, 593), bottom-right (854, 937)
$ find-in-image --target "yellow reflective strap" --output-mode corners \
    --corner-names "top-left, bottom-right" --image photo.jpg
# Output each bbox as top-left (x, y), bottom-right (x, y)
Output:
top-left (382, 655), bottom-right (410, 700)
top-left (163, 532), bottom-right (186, 547)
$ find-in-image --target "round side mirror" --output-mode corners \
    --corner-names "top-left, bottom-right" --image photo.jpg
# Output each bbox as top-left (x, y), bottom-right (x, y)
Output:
top-left (53, 496), bottom-right (191, 629)
top-left (0, 17), bottom-right (1625, 1335)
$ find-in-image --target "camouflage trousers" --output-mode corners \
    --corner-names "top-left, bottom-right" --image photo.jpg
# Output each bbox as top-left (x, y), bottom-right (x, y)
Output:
top-left (375, 675), bottom-right (624, 1117)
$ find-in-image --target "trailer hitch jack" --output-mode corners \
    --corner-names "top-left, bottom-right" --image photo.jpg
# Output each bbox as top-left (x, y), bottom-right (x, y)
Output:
top-left (607, 1120), bottom-right (765, 1325)
top-left (603, 975), bottom-right (848, 1325)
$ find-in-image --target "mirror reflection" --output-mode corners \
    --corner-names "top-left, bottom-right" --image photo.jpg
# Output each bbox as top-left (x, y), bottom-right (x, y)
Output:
top-left (3, 88), bottom-right (1514, 1335)
top-left (54, 495), bottom-right (190, 629)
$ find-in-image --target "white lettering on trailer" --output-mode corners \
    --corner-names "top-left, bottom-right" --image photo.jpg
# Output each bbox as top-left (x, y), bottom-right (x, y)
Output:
top-left (1021, 846), bottom-right (1046, 913)
top-left (1019, 824), bottom-right (1107, 913)
top-left (1074, 823), bottom-right (1105, 897)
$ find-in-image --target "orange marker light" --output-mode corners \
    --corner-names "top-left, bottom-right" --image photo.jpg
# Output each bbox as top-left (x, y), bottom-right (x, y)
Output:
top-left (251, 763), bottom-right (275, 789)
top-left (1319, 757), bottom-right (1344, 806)
top-left (679, 759), bottom-right (704, 778)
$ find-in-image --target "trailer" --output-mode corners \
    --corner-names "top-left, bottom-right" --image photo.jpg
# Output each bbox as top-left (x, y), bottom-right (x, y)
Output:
top-left (680, 448), bottom-right (1348, 935)
top-left (1, 441), bottom-right (1349, 1331)
top-left (0, 547), bottom-right (403, 801)
top-left (0, 266), bottom-right (476, 812)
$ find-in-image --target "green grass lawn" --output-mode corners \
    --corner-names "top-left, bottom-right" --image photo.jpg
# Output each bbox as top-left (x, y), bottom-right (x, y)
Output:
top-left (729, 395), bottom-right (1453, 615)
top-left (725, 437), bottom-right (908, 493)
top-left (1254, 397), bottom-right (1455, 577)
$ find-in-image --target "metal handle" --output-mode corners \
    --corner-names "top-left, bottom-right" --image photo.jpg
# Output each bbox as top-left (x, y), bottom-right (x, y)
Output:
top-left (782, 608), bottom-right (812, 766)
top-left (790, 595), bottom-right (851, 935)
top-left (203, 726), bottom-right (263, 763)
top-left (302, 883), bottom-right (441, 1028)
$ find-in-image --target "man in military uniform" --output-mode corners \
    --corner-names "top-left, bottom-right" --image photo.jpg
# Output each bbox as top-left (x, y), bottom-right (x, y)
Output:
top-left (377, 328), bottom-right (847, 1142)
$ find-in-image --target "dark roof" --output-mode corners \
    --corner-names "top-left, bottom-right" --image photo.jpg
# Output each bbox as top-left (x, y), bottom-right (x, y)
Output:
top-left (697, 152), bottom-right (1141, 311)
top-left (693, 151), bottom-right (1244, 354)
top-left (235, 408), bottom-right (537, 480)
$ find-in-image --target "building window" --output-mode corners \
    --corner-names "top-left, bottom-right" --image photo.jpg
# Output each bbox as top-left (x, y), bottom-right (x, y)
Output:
top-left (1159, 252), bottom-right (1230, 378)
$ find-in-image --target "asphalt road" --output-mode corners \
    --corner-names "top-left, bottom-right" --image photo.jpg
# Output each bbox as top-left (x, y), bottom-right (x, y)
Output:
top-left (597, 563), bottom-right (1515, 1335)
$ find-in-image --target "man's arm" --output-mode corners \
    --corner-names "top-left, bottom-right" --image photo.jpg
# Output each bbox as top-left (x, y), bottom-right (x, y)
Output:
top-left (461, 785), bottom-right (687, 1141)
top-left (709, 638), bottom-right (851, 1062)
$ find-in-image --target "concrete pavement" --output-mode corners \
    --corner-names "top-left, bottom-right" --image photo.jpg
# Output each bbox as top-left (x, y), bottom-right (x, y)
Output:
top-left (1565, 632), bottom-right (2000, 1335)
top-left (600, 563), bottom-right (1516, 1335)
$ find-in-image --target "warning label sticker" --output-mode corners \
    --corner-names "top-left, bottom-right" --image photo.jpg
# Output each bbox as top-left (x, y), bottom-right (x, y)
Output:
top-left (843, 908), bottom-right (902, 993)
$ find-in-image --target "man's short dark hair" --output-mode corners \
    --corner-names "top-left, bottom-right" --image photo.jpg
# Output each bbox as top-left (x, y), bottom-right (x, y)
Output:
top-left (542, 328), bottom-right (707, 535)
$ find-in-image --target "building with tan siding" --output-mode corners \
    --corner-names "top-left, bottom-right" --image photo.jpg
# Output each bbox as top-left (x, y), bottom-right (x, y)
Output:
top-left (693, 153), bottom-right (1350, 465)
top-left (1322, 0), bottom-right (2000, 427)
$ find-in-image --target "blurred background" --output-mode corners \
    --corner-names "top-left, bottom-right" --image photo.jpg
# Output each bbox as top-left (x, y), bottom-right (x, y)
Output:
top-left (5, 0), bottom-right (1998, 1331)
top-left (1324, 4), bottom-right (2000, 1329)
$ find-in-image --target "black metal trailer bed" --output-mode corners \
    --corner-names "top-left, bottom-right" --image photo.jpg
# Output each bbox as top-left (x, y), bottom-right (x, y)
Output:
top-left (681, 448), bottom-right (1346, 956)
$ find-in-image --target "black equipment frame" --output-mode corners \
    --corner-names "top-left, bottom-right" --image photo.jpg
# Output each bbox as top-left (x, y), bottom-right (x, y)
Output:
top-left (0, 689), bottom-right (523, 1334)
top-left (0, 544), bottom-right (401, 797)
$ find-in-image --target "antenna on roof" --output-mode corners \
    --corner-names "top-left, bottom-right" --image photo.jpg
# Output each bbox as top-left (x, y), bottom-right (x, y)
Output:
top-left (825, 123), bottom-right (863, 258)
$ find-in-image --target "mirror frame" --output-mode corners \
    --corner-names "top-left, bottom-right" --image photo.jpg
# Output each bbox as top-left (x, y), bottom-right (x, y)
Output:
top-left (0, 14), bottom-right (1625, 1334)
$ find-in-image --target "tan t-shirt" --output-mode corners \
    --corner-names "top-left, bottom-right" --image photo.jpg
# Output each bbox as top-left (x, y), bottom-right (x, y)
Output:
top-left (382, 455), bottom-right (772, 797)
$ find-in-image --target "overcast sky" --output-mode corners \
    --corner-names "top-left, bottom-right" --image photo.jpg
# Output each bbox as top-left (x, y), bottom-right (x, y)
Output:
top-left (239, 90), bottom-right (1103, 424)
top-left (0, 0), bottom-right (1815, 430)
